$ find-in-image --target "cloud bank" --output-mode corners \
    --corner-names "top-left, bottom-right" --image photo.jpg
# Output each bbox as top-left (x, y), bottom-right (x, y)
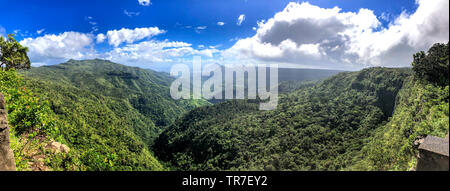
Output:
top-left (18, 1), bottom-right (449, 70)
top-left (223, 0), bottom-right (449, 69)
top-left (20, 27), bottom-right (218, 67)
top-left (20, 32), bottom-right (96, 65)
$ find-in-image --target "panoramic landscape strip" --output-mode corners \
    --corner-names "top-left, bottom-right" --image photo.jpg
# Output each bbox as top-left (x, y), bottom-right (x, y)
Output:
top-left (0, 0), bottom-right (448, 182)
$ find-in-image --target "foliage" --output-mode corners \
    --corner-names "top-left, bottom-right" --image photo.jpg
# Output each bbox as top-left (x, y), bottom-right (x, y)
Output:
top-left (412, 42), bottom-right (449, 87)
top-left (0, 69), bottom-right (56, 136)
top-left (3, 42), bottom-right (448, 171)
top-left (353, 42), bottom-right (449, 171)
top-left (0, 34), bottom-right (31, 70)
top-left (18, 59), bottom-right (209, 170)
top-left (154, 67), bottom-right (411, 170)
top-left (0, 69), bottom-right (71, 170)
top-left (278, 80), bottom-right (317, 94)
top-left (154, 42), bottom-right (449, 171)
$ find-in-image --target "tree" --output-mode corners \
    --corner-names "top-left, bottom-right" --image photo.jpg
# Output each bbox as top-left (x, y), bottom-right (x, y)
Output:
top-left (0, 34), bottom-right (31, 70)
top-left (412, 42), bottom-right (449, 87)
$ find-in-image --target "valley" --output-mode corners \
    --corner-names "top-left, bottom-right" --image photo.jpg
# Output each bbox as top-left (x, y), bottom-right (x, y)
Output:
top-left (1, 42), bottom-right (448, 171)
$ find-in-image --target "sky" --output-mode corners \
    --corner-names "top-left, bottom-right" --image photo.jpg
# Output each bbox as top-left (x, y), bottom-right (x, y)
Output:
top-left (0, 0), bottom-right (448, 71)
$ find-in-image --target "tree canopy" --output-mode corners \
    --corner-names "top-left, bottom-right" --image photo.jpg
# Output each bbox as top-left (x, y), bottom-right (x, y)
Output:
top-left (0, 34), bottom-right (31, 70)
top-left (412, 42), bottom-right (449, 87)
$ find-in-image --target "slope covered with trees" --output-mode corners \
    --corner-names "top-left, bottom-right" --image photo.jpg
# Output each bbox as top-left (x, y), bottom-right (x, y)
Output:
top-left (7, 59), bottom-right (209, 170)
top-left (2, 31), bottom-right (447, 171)
top-left (352, 42), bottom-right (449, 170)
top-left (154, 43), bottom-right (448, 171)
top-left (154, 67), bottom-right (412, 170)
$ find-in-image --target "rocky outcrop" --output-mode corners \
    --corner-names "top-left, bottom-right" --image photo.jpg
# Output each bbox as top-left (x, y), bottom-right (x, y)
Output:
top-left (46, 139), bottom-right (70, 154)
top-left (416, 135), bottom-right (449, 171)
top-left (0, 93), bottom-right (16, 171)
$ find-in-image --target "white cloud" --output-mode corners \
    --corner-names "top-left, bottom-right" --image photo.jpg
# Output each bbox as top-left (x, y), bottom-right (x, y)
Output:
top-left (99, 27), bottom-right (166, 47)
top-left (86, 16), bottom-right (99, 32)
top-left (209, 44), bottom-right (222, 49)
top-left (138, 0), bottom-right (151, 6)
top-left (379, 12), bottom-right (391, 22)
top-left (223, 1), bottom-right (449, 69)
top-left (195, 26), bottom-right (207, 33)
top-left (124, 10), bottom-right (140, 17)
top-left (237, 14), bottom-right (245, 26)
top-left (36, 29), bottom-right (45, 35)
top-left (20, 29), bottom-right (217, 68)
top-left (96, 33), bottom-right (106, 43)
top-left (103, 40), bottom-right (219, 66)
top-left (217, 22), bottom-right (225, 26)
top-left (20, 32), bottom-right (96, 65)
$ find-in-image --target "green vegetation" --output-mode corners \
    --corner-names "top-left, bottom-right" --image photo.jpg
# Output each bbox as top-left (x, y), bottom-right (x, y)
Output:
top-left (154, 43), bottom-right (448, 171)
top-left (1, 42), bottom-right (208, 170)
top-left (1, 33), bottom-right (447, 171)
top-left (352, 42), bottom-right (449, 170)
top-left (0, 34), bottom-right (31, 70)
top-left (16, 59), bottom-right (210, 170)
top-left (0, 69), bottom-right (72, 170)
top-left (412, 42), bottom-right (449, 87)
top-left (154, 67), bottom-right (411, 170)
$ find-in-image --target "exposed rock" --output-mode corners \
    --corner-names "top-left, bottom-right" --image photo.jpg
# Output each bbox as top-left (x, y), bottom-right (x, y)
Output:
top-left (45, 139), bottom-right (70, 154)
top-left (0, 93), bottom-right (16, 171)
top-left (416, 135), bottom-right (449, 171)
top-left (27, 154), bottom-right (49, 171)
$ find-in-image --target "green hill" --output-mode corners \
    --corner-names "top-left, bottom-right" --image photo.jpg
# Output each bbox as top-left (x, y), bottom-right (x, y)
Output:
top-left (15, 59), bottom-right (209, 170)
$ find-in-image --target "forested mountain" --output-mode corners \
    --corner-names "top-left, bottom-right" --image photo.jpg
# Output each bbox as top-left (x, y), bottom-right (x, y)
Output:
top-left (11, 59), bottom-right (209, 170)
top-left (153, 43), bottom-right (448, 171)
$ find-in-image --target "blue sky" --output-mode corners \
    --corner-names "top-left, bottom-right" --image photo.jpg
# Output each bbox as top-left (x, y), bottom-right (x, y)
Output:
top-left (0, 0), bottom-right (448, 71)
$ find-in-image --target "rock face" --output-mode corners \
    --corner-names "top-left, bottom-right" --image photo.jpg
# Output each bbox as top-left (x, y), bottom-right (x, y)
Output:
top-left (0, 93), bottom-right (16, 171)
top-left (46, 139), bottom-right (70, 154)
top-left (416, 135), bottom-right (449, 171)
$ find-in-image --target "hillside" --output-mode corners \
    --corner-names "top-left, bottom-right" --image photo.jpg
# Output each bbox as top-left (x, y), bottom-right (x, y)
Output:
top-left (2, 43), bottom-right (448, 171)
top-left (154, 67), bottom-right (412, 170)
top-left (352, 42), bottom-right (449, 170)
top-left (12, 59), bottom-right (209, 170)
top-left (153, 43), bottom-right (448, 171)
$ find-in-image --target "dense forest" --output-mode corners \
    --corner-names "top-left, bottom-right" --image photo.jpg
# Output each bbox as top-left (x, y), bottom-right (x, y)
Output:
top-left (153, 67), bottom-right (411, 170)
top-left (1, 35), bottom-right (448, 171)
top-left (153, 42), bottom-right (449, 171)
top-left (2, 58), bottom-right (210, 170)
